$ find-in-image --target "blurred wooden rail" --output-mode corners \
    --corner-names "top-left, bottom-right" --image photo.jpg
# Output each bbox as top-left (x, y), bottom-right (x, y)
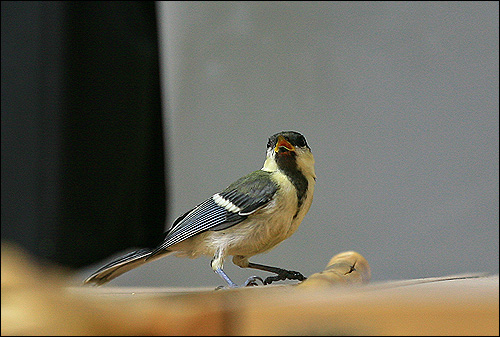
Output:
top-left (2, 244), bottom-right (498, 335)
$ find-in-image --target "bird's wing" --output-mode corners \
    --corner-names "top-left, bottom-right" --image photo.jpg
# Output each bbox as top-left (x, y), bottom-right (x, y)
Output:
top-left (148, 170), bottom-right (278, 258)
top-left (211, 169), bottom-right (279, 228)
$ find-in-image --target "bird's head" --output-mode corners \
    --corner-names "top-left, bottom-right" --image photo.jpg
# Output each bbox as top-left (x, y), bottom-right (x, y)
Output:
top-left (262, 131), bottom-right (315, 178)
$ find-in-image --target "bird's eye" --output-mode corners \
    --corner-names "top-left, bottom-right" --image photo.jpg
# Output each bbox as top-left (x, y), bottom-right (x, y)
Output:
top-left (296, 136), bottom-right (306, 148)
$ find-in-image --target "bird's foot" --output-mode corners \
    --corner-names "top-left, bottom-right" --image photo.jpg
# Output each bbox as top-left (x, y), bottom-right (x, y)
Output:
top-left (214, 276), bottom-right (264, 290)
top-left (243, 275), bottom-right (264, 287)
top-left (264, 269), bottom-right (306, 285)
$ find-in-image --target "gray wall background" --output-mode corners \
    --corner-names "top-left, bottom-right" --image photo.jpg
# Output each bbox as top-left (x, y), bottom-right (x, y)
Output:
top-left (78, 1), bottom-right (499, 287)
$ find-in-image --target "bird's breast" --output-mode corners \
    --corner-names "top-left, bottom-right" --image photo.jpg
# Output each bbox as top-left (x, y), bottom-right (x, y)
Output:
top-left (215, 170), bottom-right (314, 257)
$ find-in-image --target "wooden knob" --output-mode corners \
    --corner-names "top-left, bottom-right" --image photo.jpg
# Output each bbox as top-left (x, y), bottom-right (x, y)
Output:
top-left (298, 251), bottom-right (371, 288)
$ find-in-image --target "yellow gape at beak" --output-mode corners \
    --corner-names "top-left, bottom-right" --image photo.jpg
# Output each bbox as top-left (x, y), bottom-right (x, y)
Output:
top-left (274, 135), bottom-right (295, 153)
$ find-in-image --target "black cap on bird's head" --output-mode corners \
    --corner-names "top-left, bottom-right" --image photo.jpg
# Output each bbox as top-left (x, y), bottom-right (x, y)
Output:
top-left (267, 131), bottom-right (310, 154)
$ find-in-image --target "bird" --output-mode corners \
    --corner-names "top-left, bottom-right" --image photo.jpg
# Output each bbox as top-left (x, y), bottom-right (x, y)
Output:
top-left (84, 130), bottom-right (316, 288)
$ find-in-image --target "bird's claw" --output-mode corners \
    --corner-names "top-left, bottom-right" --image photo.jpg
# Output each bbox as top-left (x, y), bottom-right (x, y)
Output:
top-left (216, 270), bottom-right (305, 288)
top-left (215, 276), bottom-right (264, 290)
top-left (264, 270), bottom-right (306, 285)
top-left (243, 275), bottom-right (264, 287)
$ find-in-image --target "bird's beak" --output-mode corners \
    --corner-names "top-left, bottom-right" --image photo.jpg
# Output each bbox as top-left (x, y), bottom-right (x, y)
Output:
top-left (274, 135), bottom-right (295, 153)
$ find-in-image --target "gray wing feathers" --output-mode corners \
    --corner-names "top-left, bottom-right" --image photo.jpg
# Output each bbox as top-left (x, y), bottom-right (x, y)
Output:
top-left (150, 170), bottom-right (278, 254)
top-left (148, 198), bottom-right (227, 257)
top-left (219, 170), bottom-right (278, 215)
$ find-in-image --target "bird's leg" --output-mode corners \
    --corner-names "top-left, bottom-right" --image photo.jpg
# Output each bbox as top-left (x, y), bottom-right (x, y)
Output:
top-left (247, 262), bottom-right (306, 285)
top-left (214, 268), bottom-right (238, 288)
top-left (212, 250), bottom-right (239, 288)
top-left (214, 268), bottom-right (263, 288)
top-left (213, 251), bottom-right (263, 288)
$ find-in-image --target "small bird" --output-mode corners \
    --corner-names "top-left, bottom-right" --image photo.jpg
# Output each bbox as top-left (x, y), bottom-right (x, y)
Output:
top-left (84, 131), bottom-right (316, 288)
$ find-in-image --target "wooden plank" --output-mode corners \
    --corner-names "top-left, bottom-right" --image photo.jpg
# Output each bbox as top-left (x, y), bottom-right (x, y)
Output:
top-left (2, 243), bottom-right (498, 335)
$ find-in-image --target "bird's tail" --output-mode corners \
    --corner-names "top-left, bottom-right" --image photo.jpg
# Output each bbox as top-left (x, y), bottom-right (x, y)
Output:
top-left (83, 248), bottom-right (169, 286)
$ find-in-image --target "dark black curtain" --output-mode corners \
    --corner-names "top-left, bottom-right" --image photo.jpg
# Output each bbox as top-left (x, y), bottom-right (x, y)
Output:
top-left (1, 1), bottom-right (167, 269)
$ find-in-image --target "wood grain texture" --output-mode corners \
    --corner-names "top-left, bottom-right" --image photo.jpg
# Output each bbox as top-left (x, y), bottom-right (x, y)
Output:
top-left (2, 243), bottom-right (498, 335)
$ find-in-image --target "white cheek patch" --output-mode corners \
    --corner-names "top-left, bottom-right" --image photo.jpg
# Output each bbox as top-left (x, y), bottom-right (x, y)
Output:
top-left (212, 193), bottom-right (242, 213)
top-left (261, 148), bottom-right (278, 172)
